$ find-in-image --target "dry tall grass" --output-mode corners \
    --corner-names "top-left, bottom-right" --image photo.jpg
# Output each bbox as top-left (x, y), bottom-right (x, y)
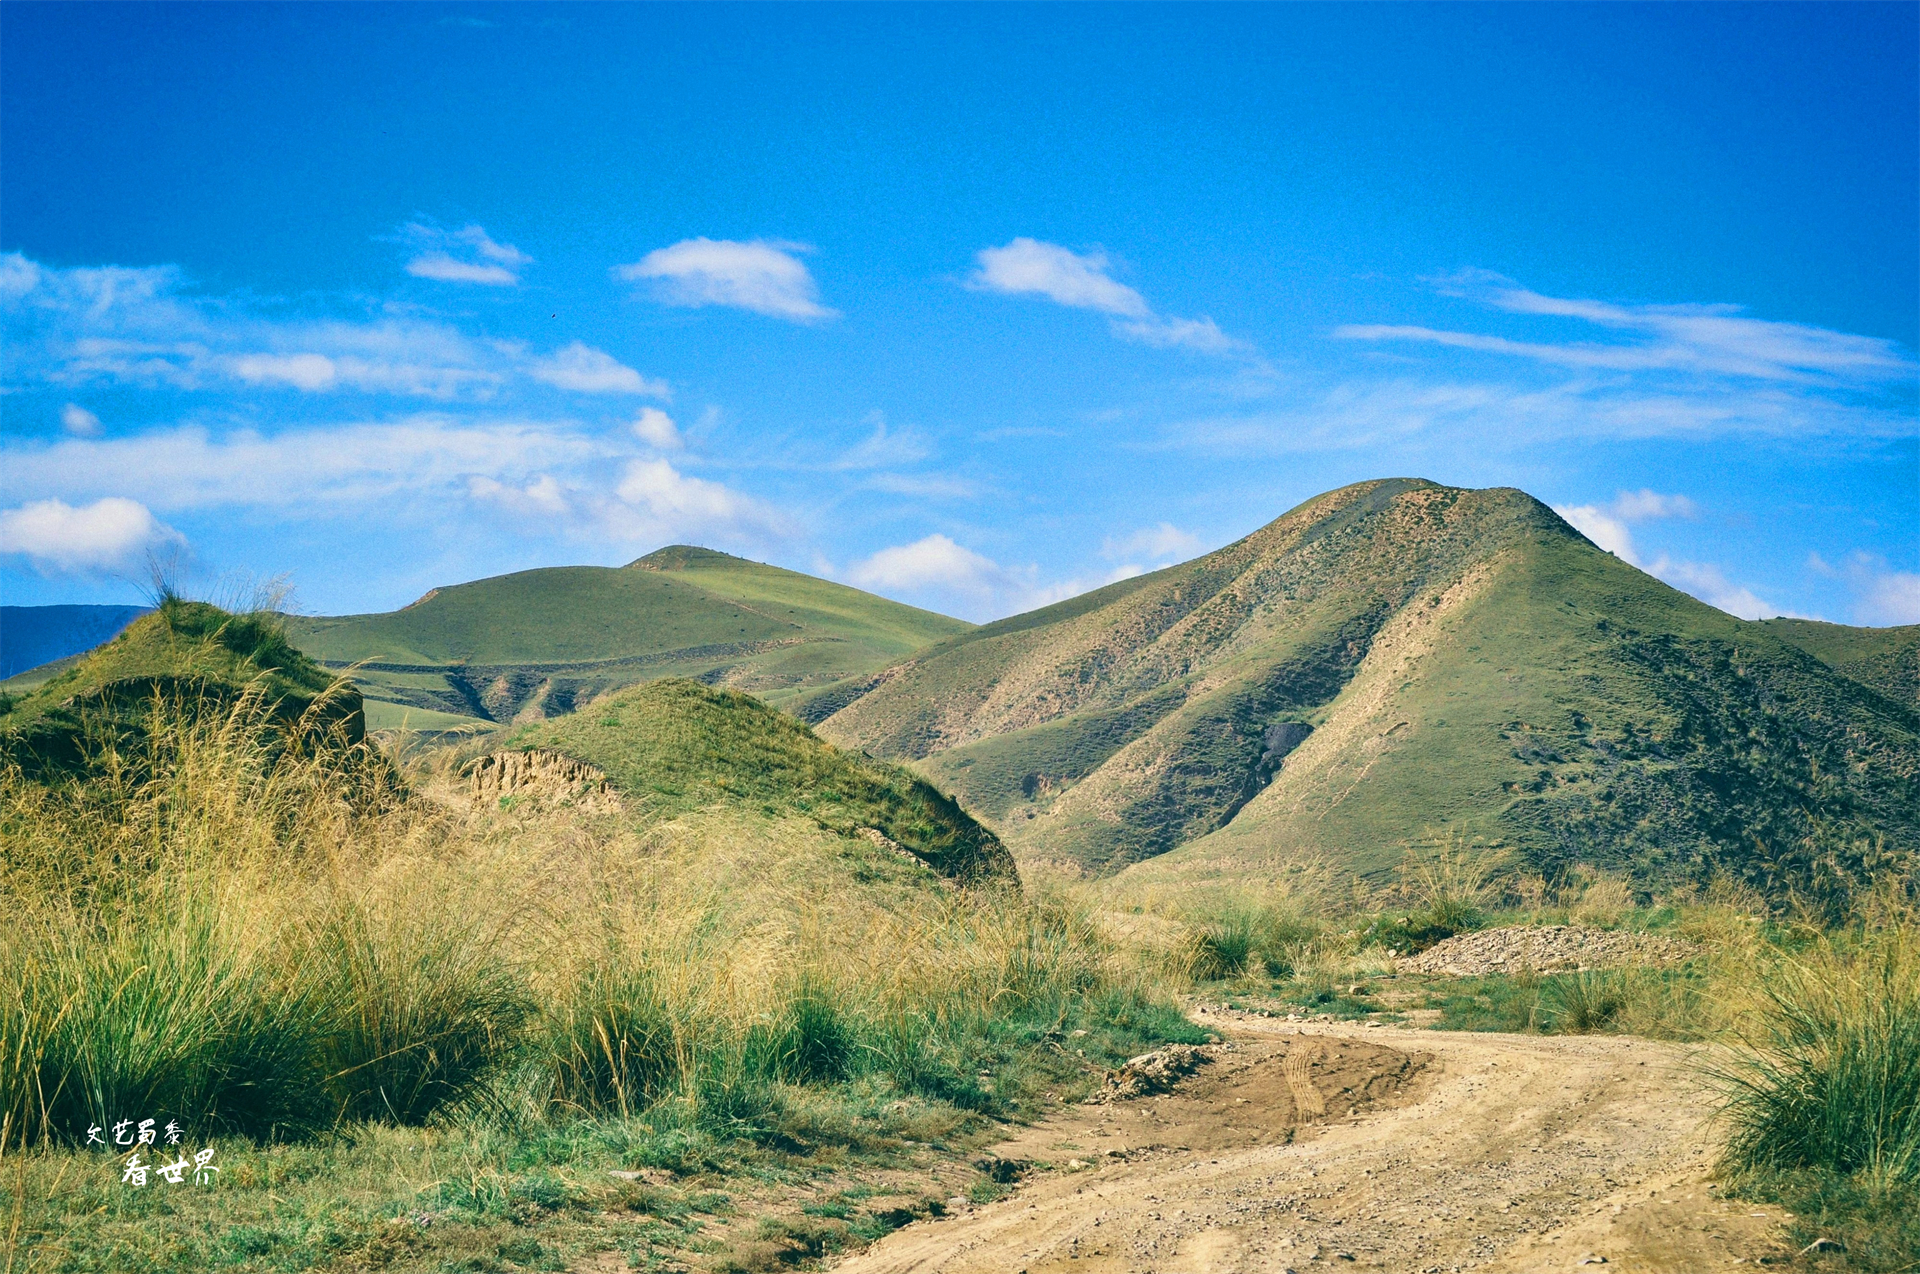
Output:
top-left (0, 683), bottom-right (1174, 1155)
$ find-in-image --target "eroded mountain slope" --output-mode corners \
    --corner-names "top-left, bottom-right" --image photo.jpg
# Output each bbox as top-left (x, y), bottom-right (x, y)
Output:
top-left (817, 479), bottom-right (1920, 893)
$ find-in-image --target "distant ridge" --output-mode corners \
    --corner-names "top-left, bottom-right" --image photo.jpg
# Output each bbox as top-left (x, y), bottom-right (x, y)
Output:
top-left (815, 478), bottom-right (1919, 902)
top-left (0, 604), bottom-right (150, 681)
top-left (283, 549), bottom-right (970, 727)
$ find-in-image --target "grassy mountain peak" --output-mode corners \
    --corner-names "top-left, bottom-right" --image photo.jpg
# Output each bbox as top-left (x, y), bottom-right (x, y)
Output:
top-left (817, 478), bottom-right (1919, 905)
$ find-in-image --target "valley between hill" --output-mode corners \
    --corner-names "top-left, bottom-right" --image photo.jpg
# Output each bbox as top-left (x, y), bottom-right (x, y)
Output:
top-left (832, 1014), bottom-right (1794, 1274)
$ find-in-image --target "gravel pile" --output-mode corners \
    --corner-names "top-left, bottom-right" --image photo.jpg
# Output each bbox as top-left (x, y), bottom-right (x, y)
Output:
top-left (1094, 1044), bottom-right (1214, 1101)
top-left (1400, 924), bottom-right (1700, 977)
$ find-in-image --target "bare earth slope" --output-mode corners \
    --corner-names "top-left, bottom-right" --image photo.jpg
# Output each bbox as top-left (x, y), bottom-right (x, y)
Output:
top-left (817, 479), bottom-right (1920, 893)
top-left (833, 1015), bottom-right (1792, 1274)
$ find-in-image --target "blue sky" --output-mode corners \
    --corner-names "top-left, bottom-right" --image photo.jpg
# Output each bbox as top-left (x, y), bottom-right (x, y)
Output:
top-left (3, 2), bottom-right (1915, 625)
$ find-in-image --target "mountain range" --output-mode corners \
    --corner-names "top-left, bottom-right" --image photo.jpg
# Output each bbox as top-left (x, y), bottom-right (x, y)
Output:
top-left (8, 478), bottom-right (1914, 900)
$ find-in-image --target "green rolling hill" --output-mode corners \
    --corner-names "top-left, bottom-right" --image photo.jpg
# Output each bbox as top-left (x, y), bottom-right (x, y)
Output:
top-left (812, 479), bottom-right (1920, 901)
top-left (283, 546), bottom-right (971, 728)
top-left (505, 678), bottom-right (1017, 888)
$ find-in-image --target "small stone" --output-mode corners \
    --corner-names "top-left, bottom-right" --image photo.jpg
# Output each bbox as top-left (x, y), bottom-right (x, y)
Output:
top-left (1576, 1256), bottom-right (1608, 1266)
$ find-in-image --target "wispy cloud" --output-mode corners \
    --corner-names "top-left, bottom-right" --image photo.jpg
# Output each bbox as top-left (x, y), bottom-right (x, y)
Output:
top-left (1554, 490), bottom-right (1789, 620)
top-left (630, 407), bottom-right (682, 449)
top-left (1163, 374), bottom-right (1915, 456)
top-left (527, 341), bottom-right (668, 396)
top-left (392, 221), bottom-right (531, 286)
top-left (1338, 270), bottom-right (1917, 386)
top-left (0, 496), bottom-right (184, 576)
top-left (1808, 550), bottom-right (1920, 625)
top-left (862, 472), bottom-right (978, 500)
top-left (60, 403), bottom-right (101, 436)
top-left (833, 417), bottom-right (932, 470)
top-left (2, 253), bottom-right (669, 403)
top-left (1102, 521), bottom-right (1202, 564)
top-left (968, 238), bottom-right (1250, 356)
top-left (615, 238), bottom-right (836, 322)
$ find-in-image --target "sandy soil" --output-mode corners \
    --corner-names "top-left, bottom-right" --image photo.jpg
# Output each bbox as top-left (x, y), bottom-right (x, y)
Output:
top-left (831, 1010), bottom-right (1795, 1274)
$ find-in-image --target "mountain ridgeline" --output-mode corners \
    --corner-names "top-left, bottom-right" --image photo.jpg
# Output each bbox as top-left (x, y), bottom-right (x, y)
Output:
top-left (810, 479), bottom-right (1920, 900)
top-left (282, 546), bottom-right (971, 729)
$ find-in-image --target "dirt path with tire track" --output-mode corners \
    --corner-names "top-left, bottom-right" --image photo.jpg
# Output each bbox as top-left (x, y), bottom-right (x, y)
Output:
top-left (832, 1012), bottom-right (1794, 1274)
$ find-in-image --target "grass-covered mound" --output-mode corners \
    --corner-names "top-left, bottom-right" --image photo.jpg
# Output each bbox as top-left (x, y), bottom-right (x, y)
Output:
top-left (0, 597), bottom-right (362, 781)
top-left (505, 678), bottom-right (1018, 888)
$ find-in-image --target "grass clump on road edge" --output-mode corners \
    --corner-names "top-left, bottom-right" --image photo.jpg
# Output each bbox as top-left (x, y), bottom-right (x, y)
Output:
top-left (1711, 916), bottom-right (1920, 1271)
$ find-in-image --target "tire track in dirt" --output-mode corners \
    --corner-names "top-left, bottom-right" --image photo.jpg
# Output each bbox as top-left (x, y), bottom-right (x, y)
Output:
top-left (832, 1015), bottom-right (1794, 1274)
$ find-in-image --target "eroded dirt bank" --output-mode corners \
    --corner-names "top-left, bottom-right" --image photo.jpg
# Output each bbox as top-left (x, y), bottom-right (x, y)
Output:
top-left (833, 1014), bottom-right (1794, 1274)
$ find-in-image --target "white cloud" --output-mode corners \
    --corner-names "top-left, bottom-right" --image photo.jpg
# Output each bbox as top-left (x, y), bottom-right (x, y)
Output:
top-left (60, 403), bottom-right (101, 436)
top-left (394, 222), bottom-right (530, 286)
top-left (4, 418), bottom-right (605, 512)
top-left (615, 238), bottom-right (835, 321)
top-left (1811, 551), bottom-right (1920, 625)
top-left (1552, 489), bottom-right (1699, 561)
top-left (1860, 569), bottom-right (1920, 626)
top-left (608, 458), bottom-right (786, 542)
top-left (850, 534), bottom-right (1007, 596)
top-left (1555, 504), bottom-right (1638, 561)
top-left (1102, 521), bottom-right (1202, 563)
top-left (1608, 489), bottom-right (1697, 521)
top-left (0, 496), bottom-right (184, 576)
top-left (5, 253), bottom-right (703, 402)
top-left (4, 416), bottom-right (798, 561)
top-left (845, 534), bottom-right (1137, 620)
top-left (469, 474), bottom-right (570, 517)
top-left (528, 342), bottom-right (669, 396)
top-left (1337, 271), bottom-right (1918, 386)
top-left (969, 238), bottom-right (1150, 318)
top-left (231, 352), bottom-right (339, 391)
top-left (1164, 372), bottom-right (1915, 454)
top-left (4, 254), bottom-right (511, 399)
top-left (1645, 556), bottom-right (1783, 621)
top-left (1553, 496), bottom-right (1790, 619)
top-left (631, 407), bottom-right (682, 449)
top-left (1114, 314), bottom-right (1244, 354)
top-left (407, 255), bottom-right (519, 286)
top-left (968, 238), bottom-right (1252, 356)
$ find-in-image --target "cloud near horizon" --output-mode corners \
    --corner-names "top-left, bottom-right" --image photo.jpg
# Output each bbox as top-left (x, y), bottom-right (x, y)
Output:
top-left (0, 496), bottom-right (185, 576)
top-left (1553, 490), bottom-right (1789, 620)
top-left (847, 532), bottom-right (1141, 621)
top-left (1808, 550), bottom-right (1920, 625)
top-left (615, 238), bottom-right (836, 321)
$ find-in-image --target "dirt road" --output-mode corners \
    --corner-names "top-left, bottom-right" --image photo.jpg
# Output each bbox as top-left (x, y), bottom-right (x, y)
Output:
top-left (832, 1011), bottom-right (1794, 1273)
